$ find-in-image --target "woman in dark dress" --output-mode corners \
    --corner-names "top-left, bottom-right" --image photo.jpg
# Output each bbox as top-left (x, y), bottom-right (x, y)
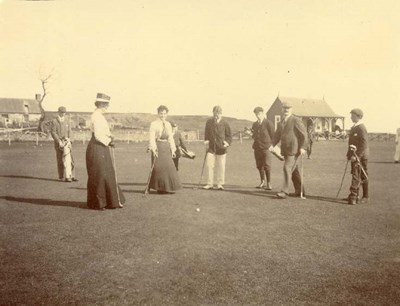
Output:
top-left (86, 93), bottom-right (125, 209)
top-left (148, 105), bottom-right (181, 194)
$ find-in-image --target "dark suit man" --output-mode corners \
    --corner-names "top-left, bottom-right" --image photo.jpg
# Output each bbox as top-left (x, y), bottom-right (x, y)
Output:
top-left (271, 102), bottom-right (307, 198)
top-left (171, 122), bottom-right (187, 171)
top-left (50, 106), bottom-right (77, 182)
top-left (345, 108), bottom-right (369, 205)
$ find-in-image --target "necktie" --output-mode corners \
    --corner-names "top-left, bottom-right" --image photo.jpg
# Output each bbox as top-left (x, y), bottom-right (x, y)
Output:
top-left (161, 122), bottom-right (167, 138)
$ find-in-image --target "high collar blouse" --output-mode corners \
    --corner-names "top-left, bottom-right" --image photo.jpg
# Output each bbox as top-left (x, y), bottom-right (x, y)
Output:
top-left (90, 108), bottom-right (112, 146)
top-left (149, 119), bottom-right (175, 152)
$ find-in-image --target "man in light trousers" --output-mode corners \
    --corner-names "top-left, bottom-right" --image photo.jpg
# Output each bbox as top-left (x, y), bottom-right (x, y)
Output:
top-left (203, 105), bottom-right (232, 190)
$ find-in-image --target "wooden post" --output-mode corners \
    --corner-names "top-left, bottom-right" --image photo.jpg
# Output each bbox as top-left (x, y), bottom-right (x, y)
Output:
top-left (127, 131), bottom-right (130, 144)
top-left (239, 131), bottom-right (242, 144)
top-left (8, 130), bottom-right (11, 146)
top-left (36, 132), bottom-right (39, 146)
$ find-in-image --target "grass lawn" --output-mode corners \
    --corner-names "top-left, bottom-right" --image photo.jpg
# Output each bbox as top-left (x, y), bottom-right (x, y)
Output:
top-left (1, 139), bottom-right (399, 305)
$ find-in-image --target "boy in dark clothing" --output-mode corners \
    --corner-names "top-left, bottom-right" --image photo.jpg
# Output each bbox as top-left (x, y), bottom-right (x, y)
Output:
top-left (251, 106), bottom-right (274, 190)
top-left (345, 108), bottom-right (369, 205)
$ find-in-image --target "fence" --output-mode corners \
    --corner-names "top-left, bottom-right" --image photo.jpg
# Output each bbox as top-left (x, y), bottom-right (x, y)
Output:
top-left (1, 128), bottom-right (396, 146)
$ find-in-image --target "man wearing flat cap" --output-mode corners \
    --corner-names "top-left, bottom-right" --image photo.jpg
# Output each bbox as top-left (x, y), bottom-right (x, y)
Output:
top-left (203, 105), bottom-right (232, 190)
top-left (251, 106), bottom-right (275, 189)
top-left (50, 106), bottom-right (77, 182)
top-left (270, 101), bottom-right (307, 199)
top-left (344, 108), bottom-right (369, 205)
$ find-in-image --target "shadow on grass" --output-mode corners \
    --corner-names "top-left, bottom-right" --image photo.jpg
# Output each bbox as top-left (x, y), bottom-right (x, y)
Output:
top-left (119, 182), bottom-right (146, 186)
top-left (302, 195), bottom-right (350, 205)
top-left (0, 196), bottom-right (86, 209)
top-left (0, 175), bottom-right (60, 182)
top-left (369, 161), bottom-right (398, 164)
top-left (69, 185), bottom-right (145, 194)
top-left (184, 182), bottom-right (279, 199)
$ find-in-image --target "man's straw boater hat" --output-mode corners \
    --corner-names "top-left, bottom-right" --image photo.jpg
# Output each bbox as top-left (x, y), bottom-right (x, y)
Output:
top-left (95, 93), bottom-right (111, 103)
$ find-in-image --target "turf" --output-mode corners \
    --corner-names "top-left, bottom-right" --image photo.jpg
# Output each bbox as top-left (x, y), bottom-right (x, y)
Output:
top-left (0, 140), bottom-right (399, 305)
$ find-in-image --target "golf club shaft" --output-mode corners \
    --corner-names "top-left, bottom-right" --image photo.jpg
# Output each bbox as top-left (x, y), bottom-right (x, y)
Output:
top-left (144, 153), bottom-right (157, 195)
top-left (197, 150), bottom-right (208, 188)
top-left (111, 147), bottom-right (121, 203)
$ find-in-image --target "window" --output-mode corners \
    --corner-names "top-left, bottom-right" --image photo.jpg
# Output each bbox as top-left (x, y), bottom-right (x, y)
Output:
top-left (274, 115), bottom-right (281, 130)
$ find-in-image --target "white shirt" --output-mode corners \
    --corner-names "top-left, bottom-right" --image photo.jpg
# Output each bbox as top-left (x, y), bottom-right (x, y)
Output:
top-left (352, 120), bottom-right (363, 128)
top-left (90, 109), bottom-right (112, 146)
top-left (149, 119), bottom-right (175, 152)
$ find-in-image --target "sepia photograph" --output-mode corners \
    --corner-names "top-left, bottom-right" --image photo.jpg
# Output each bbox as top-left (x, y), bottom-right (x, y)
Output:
top-left (1, 0), bottom-right (399, 305)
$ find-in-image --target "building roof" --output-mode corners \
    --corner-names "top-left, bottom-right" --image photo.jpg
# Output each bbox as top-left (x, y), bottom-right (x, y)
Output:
top-left (0, 98), bottom-right (41, 114)
top-left (276, 96), bottom-right (343, 118)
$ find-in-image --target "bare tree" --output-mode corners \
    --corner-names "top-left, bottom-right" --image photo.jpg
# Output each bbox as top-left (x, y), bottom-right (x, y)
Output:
top-left (36, 73), bottom-right (52, 133)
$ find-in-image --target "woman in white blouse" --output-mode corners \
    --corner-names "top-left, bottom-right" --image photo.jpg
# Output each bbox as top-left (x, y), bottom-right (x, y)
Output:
top-left (86, 93), bottom-right (125, 209)
top-left (148, 105), bottom-right (181, 193)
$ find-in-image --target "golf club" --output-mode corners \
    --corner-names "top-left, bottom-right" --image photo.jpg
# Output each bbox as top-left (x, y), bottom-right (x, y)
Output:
top-left (143, 153), bottom-right (157, 196)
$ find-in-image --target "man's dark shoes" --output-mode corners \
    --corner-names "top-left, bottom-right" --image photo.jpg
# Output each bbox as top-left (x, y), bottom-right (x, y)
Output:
top-left (72, 178), bottom-right (79, 182)
top-left (276, 192), bottom-right (288, 199)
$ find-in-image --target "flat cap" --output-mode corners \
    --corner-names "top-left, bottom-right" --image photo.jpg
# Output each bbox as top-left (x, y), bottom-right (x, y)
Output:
top-left (350, 108), bottom-right (363, 118)
top-left (58, 106), bottom-right (67, 113)
top-left (253, 106), bottom-right (264, 113)
top-left (281, 101), bottom-right (292, 108)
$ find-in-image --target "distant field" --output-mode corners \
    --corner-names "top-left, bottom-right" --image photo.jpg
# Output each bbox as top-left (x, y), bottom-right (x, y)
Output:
top-left (0, 140), bottom-right (399, 305)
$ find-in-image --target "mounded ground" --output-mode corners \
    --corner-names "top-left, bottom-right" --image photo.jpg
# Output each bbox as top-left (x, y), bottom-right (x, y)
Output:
top-left (1, 140), bottom-right (399, 305)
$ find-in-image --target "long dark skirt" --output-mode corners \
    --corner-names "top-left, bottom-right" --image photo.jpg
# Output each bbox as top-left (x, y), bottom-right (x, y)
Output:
top-left (149, 141), bottom-right (181, 193)
top-left (86, 137), bottom-right (125, 209)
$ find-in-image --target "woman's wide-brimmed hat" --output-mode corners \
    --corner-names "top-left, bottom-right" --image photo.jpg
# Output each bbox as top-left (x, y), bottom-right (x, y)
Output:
top-left (95, 93), bottom-right (111, 103)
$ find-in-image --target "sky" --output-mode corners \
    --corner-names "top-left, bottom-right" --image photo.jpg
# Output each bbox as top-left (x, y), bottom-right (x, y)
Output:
top-left (0, 0), bottom-right (399, 132)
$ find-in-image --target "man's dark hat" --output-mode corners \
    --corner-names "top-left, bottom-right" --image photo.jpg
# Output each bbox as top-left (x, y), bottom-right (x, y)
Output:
top-left (58, 106), bottom-right (67, 113)
top-left (350, 108), bottom-right (363, 118)
top-left (281, 101), bottom-right (292, 108)
top-left (253, 106), bottom-right (264, 113)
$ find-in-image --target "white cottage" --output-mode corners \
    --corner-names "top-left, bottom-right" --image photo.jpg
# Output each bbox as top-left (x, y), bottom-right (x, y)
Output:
top-left (266, 96), bottom-right (345, 135)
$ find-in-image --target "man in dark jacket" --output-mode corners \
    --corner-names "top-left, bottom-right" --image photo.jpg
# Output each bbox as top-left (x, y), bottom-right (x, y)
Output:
top-left (251, 106), bottom-right (274, 190)
top-left (171, 122), bottom-right (187, 171)
top-left (270, 102), bottom-right (307, 199)
top-left (203, 105), bottom-right (232, 190)
top-left (50, 106), bottom-right (78, 182)
top-left (345, 108), bottom-right (369, 205)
